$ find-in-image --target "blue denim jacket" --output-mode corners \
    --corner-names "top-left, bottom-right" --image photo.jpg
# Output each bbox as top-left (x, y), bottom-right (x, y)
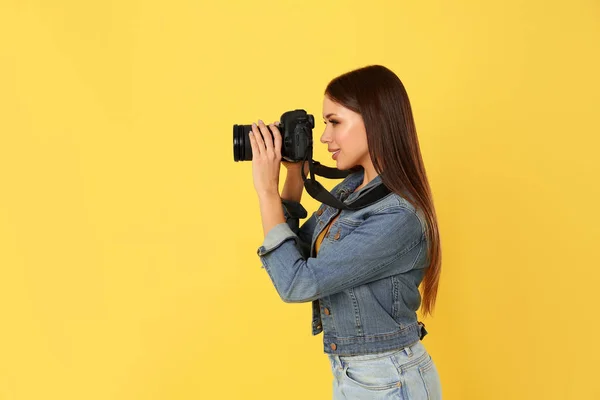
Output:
top-left (256, 168), bottom-right (429, 355)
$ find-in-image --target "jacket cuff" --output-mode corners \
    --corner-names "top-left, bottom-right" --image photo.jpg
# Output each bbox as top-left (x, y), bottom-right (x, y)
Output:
top-left (257, 222), bottom-right (298, 258)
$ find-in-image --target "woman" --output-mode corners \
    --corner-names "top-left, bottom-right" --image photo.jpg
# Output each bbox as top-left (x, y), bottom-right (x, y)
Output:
top-left (249, 64), bottom-right (442, 399)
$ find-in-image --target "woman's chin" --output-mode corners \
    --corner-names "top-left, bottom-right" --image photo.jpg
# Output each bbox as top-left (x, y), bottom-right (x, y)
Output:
top-left (335, 157), bottom-right (348, 170)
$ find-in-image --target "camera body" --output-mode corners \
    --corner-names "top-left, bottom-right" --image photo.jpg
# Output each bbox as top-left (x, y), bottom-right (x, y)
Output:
top-left (233, 109), bottom-right (315, 162)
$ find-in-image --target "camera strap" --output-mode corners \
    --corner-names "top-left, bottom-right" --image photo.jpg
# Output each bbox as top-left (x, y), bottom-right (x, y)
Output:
top-left (299, 150), bottom-right (391, 211)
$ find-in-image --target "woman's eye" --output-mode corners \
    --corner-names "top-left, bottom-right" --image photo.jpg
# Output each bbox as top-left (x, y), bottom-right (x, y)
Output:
top-left (323, 120), bottom-right (339, 125)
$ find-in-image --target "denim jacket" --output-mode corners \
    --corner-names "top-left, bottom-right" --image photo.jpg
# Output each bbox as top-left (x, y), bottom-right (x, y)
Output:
top-left (256, 168), bottom-right (429, 355)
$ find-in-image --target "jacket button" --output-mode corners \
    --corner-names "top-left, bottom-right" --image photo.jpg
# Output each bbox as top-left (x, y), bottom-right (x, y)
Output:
top-left (334, 231), bottom-right (341, 240)
top-left (324, 307), bottom-right (330, 315)
top-left (317, 208), bottom-right (323, 216)
top-left (330, 343), bottom-right (337, 351)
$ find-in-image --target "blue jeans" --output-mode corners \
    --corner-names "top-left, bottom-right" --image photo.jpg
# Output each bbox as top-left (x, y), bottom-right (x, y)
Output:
top-left (328, 340), bottom-right (442, 399)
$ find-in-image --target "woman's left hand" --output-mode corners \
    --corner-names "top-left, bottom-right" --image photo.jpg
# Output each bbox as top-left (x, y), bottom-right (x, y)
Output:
top-left (248, 120), bottom-right (283, 196)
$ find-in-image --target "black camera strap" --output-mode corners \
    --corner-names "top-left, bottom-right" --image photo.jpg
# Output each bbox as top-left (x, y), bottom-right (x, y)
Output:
top-left (299, 149), bottom-right (391, 211)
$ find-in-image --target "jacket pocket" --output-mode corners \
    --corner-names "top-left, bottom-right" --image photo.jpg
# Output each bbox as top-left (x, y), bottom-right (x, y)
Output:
top-left (325, 218), bottom-right (360, 243)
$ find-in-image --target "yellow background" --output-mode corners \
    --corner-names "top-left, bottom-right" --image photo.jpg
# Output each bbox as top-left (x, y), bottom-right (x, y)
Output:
top-left (1, 0), bottom-right (599, 399)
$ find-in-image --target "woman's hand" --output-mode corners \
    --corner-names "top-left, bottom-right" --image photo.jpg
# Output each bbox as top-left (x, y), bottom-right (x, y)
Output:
top-left (248, 120), bottom-right (283, 197)
top-left (282, 159), bottom-right (310, 177)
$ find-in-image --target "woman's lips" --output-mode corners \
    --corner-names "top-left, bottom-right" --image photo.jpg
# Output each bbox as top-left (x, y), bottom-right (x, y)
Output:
top-left (332, 150), bottom-right (341, 160)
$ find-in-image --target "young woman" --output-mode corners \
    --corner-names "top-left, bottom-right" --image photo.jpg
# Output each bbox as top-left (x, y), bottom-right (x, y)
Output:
top-left (249, 64), bottom-right (442, 399)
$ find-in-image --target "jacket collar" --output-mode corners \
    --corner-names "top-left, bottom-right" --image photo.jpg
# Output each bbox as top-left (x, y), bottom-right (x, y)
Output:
top-left (337, 168), bottom-right (383, 203)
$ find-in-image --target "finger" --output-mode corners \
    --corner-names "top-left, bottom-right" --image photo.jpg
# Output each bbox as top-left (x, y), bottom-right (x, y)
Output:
top-left (257, 120), bottom-right (274, 153)
top-left (251, 123), bottom-right (264, 156)
top-left (248, 128), bottom-right (259, 158)
top-left (270, 122), bottom-right (282, 159)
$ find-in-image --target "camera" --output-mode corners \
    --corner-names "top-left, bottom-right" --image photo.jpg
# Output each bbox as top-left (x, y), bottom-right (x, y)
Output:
top-left (233, 109), bottom-right (315, 162)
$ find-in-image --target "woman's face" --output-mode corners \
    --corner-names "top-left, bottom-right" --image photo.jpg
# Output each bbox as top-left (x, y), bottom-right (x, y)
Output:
top-left (320, 95), bottom-right (370, 171)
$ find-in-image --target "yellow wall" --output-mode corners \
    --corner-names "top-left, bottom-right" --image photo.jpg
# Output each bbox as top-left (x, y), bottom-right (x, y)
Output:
top-left (1, 1), bottom-right (599, 399)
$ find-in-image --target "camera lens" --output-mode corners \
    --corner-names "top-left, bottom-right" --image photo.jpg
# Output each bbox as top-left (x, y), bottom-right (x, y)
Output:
top-left (233, 124), bottom-right (253, 161)
top-left (233, 124), bottom-right (276, 161)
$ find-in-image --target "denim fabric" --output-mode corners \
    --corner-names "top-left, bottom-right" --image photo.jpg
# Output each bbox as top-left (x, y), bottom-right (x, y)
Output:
top-left (257, 168), bottom-right (430, 355)
top-left (329, 340), bottom-right (442, 399)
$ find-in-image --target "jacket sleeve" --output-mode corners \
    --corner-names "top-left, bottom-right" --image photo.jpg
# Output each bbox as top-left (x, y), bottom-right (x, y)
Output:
top-left (257, 205), bottom-right (426, 303)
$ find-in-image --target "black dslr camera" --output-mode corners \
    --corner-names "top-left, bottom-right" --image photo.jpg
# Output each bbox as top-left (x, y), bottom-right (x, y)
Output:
top-left (233, 109), bottom-right (314, 162)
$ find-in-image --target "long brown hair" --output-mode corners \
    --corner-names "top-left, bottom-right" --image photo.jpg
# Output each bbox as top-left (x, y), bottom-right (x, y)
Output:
top-left (325, 64), bottom-right (441, 318)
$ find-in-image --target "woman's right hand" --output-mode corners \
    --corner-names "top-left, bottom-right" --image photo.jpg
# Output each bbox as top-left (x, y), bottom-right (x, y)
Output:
top-left (280, 160), bottom-right (309, 203)
top-left (282, 160), bottom-right (310, 179)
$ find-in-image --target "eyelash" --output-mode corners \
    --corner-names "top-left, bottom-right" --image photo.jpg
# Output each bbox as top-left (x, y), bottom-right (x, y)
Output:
top-left (324, 120), bottom-right (339, 125)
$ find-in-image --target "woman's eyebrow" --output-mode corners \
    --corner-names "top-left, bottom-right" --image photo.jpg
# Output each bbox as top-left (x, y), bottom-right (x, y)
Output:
top-left (323, 113), bottom-right (338, 118)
